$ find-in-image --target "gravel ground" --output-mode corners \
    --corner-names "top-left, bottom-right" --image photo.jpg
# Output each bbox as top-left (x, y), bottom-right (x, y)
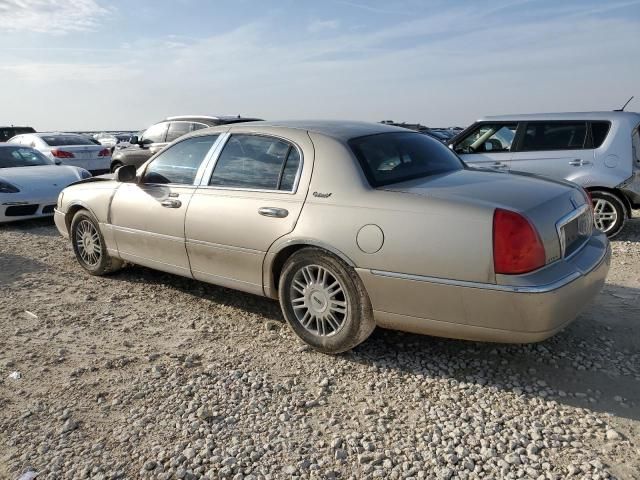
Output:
top-left (0, 214), bottom-right (639, 480)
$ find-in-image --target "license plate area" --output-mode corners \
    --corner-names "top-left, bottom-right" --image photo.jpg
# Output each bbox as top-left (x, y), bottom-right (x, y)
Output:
top-left (558, 205), bottom-right (592, 259)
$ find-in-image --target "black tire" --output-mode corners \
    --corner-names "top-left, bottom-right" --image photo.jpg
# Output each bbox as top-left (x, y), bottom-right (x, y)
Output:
top-left (110, 161), bottom-right (123, 173)
top-left (278, 248), bottom-right (375, 354)
top-left (70, 210), bottom-right (123, 275)
top-left (590, 190), bottom-right (626, 238)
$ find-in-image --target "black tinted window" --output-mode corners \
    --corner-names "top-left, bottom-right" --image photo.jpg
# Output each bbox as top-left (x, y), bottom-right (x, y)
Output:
top-left (521, 122), bottom-right (587, 151)
top-left (591, 122), bottom-right (611, 148)
top-left (165, 122), bottom-right (192, 143)
top-left (349, 132), bottom-right (463, 187)
top-left (0, 146), bottom-right (51, 168)
top-left (0, 129), bottom-right (13, 142)
top-left (209, 135), bottom-right (300, 191)
top-left (41, 135), bottom-right (93, 146)
top-left (141, 123), bottom-right (168, 144)
top-left (142, 135), bottom-right (218, 185)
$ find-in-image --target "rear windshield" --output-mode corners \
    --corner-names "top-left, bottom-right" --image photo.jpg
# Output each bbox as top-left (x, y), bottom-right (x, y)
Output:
top-left (349, 132), bottom-right (464, 187)
top-left (41, 135), bottom-right (94, 146)
top-left (0, 146), bottom-right (52, 168)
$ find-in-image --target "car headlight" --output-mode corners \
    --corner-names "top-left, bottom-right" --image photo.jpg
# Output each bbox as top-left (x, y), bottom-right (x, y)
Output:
top-left (0, 180), bottom-right (20, 193)
top-left (79, 169), bottom-right (92, 179)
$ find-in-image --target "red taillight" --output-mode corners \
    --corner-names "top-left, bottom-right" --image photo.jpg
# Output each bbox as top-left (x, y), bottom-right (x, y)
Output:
top-left (51, 149), bottom-right (75, 158)
top-left (493, 209), bottom-right (546, 275)
top-left (98, 148), bottom-right (111, 157)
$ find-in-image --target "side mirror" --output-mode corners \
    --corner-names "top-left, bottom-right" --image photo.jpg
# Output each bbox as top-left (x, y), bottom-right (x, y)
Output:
top-left (115, 164), bottom-right (137, 183)
top-left (54, 159), bottom-right (62, 165)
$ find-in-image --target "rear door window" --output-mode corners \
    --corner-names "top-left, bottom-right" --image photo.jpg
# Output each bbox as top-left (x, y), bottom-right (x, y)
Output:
top-left (142, 135), bottom-right (219, 185)
top-left (520, 122), bottom-right (587, 151)
top-left (209, 135), bottom-right (301, 191)
top-left (454, 124), bottom-right (517, 154)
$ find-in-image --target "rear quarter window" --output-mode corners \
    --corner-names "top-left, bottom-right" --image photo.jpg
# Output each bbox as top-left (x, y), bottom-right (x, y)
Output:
top-left (591, 121), bottom-right (611, 148)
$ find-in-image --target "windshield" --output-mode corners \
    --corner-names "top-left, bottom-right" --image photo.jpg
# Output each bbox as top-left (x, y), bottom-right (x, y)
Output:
top-left (41, 135), bottom-right (94, 146)
top-left (349, 132), bottom-right (464, 187)
top-left (0, 146), bottom-right (53, 168)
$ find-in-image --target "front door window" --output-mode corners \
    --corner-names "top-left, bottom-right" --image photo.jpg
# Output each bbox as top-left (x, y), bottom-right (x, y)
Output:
top-left (455, 124), bottom-right (517, 154)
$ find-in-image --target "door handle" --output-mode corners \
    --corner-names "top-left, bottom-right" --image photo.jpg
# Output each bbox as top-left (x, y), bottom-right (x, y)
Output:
top-left (258, 207), bottom-right (289, 218)
top-left (492, 162), bottom-right (508, 168)
top-left (569, 159), bottom-right (591, 166)
top-left (161, 199), bottom-right (182, 208)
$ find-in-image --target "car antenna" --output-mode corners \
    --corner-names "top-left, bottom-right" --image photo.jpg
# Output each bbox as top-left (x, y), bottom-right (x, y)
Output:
top-left (614, 96), bottom-right (634, 111)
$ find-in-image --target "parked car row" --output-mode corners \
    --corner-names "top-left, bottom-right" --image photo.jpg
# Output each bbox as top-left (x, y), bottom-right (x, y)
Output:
top-left (2, 111), bottom-right (639, 240)
top-left (0, 144), bottom-right (90, 222)
top-left (110, 115), bottom-right (262, 172)
top-left (53, 120), bottom-right (611, 353)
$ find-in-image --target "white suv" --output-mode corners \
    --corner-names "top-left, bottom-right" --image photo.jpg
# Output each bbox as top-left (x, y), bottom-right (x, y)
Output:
top-left (451, 111), bottom-right (640, 237)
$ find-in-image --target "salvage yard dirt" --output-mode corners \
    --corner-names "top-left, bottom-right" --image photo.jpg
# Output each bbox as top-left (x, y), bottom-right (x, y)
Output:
top-left (1, 215), bottom-right (639, 479)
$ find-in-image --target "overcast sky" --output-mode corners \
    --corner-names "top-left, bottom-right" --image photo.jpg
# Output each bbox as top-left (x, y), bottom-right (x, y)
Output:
top-left (0, 0), bottom-right (638, 131)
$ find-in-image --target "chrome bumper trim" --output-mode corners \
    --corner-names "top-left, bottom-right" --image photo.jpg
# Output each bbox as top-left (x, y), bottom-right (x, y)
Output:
top-left (370, 245), bottom-right (608, 294)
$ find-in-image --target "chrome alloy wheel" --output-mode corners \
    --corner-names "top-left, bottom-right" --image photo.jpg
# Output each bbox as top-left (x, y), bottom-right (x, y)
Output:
top-left (593, 198), bottom-right (618, 233)
top-left (290, 264), bottom-right (348, 337)
top-left (75, 219), bottom-right (102, 267)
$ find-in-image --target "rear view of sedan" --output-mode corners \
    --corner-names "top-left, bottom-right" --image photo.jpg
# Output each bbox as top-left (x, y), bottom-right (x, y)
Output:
top-left (7, 132), bottom-right (111, 175)
top-left (54, 121), bottom-right (610, 353)
top-left (0, 145), bottom-right (90, 222)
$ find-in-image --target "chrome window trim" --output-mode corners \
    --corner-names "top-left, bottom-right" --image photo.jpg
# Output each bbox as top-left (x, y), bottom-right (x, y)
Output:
top-left (198, 132), bottom-right (304, 194)
top-left (555, 204), bottom-right (590, 259)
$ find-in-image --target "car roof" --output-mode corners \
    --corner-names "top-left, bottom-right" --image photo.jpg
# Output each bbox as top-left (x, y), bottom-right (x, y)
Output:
top-left (32, 132), bottom-right (86, 136)
top-left (163, 115), bottom-right (262, 123)
top-left (480, 111), bottom-right (640, 122)
top-left (217, 120), bottom-right (411, 141)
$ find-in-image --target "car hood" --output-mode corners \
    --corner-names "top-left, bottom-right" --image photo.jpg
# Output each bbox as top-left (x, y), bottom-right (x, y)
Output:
top-left (0, 165), bottom-right (82, 189)
top-left (380, 168), bottom-right (583, 214)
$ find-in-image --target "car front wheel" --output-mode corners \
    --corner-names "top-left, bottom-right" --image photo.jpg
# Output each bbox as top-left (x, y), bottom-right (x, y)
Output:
top-left (591, 190), bottom-right (626, 238)
top-left (278, 248), bottom-right (375, 354)
top-left (70, 210), bottom-right (123, 275)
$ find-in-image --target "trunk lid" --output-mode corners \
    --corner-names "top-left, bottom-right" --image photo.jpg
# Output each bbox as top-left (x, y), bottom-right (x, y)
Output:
top-left (381, 168), bottom-right (589, 264)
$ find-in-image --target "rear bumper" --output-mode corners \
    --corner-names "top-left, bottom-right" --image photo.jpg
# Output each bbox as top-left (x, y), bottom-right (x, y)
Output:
top-left (54, 208), bottom-right (69, 238)
top-left (357, 233), bottom-right (610, 343)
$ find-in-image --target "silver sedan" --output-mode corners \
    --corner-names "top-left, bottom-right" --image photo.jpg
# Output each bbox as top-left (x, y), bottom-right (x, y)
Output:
top-left (54, 121), bottom-right (610, 353)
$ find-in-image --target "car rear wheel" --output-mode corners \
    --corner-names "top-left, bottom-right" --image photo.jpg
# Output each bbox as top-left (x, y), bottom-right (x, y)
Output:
top-left (70, 210), bottom-right (123, 275)
top-left (591, 190), bottom-right (626, 238)
top-left (110, 161), bottom-right (123, 173)
top-left (278, 248), bottom-right (375, 354)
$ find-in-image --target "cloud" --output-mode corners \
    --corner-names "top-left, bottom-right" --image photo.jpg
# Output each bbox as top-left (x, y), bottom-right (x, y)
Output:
top-left (0, 62), bottom-right (138, 83)
top-left (0, 0), bottom-right (110, 34)
top-left (307, 19), bottom-right (341, 33)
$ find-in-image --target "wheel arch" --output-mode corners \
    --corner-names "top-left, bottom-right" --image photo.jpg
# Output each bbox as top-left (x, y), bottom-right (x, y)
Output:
top-left (264, 240), bottom-right (356, 299)
top-left (585, 186), bottom-right (632, 218)
top-left (65, 202), bottom-right (99, 232)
